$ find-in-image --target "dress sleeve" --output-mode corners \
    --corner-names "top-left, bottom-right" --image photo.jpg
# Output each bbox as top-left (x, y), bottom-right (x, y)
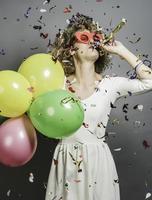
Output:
top-left (112, 76), bottom-right (152, 99)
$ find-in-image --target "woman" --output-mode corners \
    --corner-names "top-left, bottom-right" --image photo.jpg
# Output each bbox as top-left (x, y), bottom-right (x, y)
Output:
top-left (45, 13), bottom-right (152, 200)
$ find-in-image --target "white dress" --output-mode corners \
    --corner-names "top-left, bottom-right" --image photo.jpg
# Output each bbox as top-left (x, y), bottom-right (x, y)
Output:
top-left (45, 74), bottom-right (152, 200)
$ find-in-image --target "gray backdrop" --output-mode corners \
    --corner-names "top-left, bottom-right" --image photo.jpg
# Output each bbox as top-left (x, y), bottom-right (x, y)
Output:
top-left (0, 0), bottom-right (152, 199)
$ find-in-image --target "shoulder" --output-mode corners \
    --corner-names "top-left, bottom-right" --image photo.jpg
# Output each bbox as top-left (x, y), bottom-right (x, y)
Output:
top-left (102, 74), bottom-right (120, 81)
top-left (104, 74), bottom-right (130, 82)
top-left (102, 75), bottom-right (132, 88)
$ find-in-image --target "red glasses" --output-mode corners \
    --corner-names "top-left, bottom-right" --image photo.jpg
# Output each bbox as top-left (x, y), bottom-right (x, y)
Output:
top-left (75, 31), bottom-right (103, 44)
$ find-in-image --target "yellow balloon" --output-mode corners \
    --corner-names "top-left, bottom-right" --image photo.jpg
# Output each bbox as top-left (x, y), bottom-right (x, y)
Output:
top-left (18, 53), bottom-right (65, 98)
top-left (0, 70), bottom-right (33, 117)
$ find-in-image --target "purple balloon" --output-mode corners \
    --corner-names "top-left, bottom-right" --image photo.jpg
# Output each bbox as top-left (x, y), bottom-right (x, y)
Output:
top-left (0, 115), bottom-right (37, 167)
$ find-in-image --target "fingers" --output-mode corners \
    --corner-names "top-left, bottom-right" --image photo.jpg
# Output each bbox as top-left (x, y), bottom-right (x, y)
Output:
top-left (107, 37), bottom-right (116, 46)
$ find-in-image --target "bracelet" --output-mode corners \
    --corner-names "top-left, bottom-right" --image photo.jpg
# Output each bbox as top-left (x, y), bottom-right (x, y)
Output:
top-left (134, 61), bottom-right (143, 72)
top-left (129, 59), bottom-right (152, 79)
top-left (129, 61), bottom-right (143, 79)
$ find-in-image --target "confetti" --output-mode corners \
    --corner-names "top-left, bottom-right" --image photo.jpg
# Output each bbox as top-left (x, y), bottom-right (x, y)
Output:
top-left (63, 5), bottom-right (72, 14)
top-left (29, 172), bottom-right (34, 183)
top-left (74, 179), bottom-right (81, 183)
top-left (7, 189), bottom-right (11, 196)
top-left (122, 103), bottom-right (129, 113)
top-left (43, 182), bottom-right (47, 189)
top-left (24, 7), bottom-right (32, 18)
top-left (124, 115), bottom-right (129, 121)
top-left (53, 158), bottom-right (58, 165)
top-left (69, 4), bottom-right (73, 9)
top-left (43, 0), bottom-right (51, 5)
top-left (110, 102), bottom-right (116, 108)
top-left (143, 140), bottom-right (151, 149)
top-left (143, 59), bottom-right (151, 68)
top-left (30, 47), bottom-right (39, 50)
top-left (129, 37), bottom-right (141, 44)
top-left (47, 39), bottom-right (53, 48)
top-left (64, 7), bottom-right (71, 13)
top-left (133, 104), bottom-right (144, 111)
top-left (68, 86), bottom-right (75, 93)
top-left (33, 25), bottom-right (42, 30)
top-left (97, 121), bottom-right (106, 128)
top-left (114, 179), bottom-right (119, 183)
top-left (69, 152), bottom-right (83, 173)
top-left (0, 48), bottom-right (6, 55)
top-left (126, 69), bottom-right (137, 79)
top-left (62, 60), bottom-right (71, 63)
top-left (145, 192), bottom-right (151, 199)
top-left (108, 131), bottom-right (117, 135)
top-left (111, 118), bottom-right (120, 125)
top-left (127, 91), bottom-right (132, 96)
top-left (83, 122), bottom-right (89, 128)
top-left (49, 5), bottom-right (57, 13)
top-left (40, 8), bottom-right (47, 13)
top-left (37, 16), bottom-right (46, 26)
top-left (113, 148), bottom-right (122, 151)
top-left (40, 32), bottom-right (48, 39)
top-left (133, 120), bottom-right (141, 127)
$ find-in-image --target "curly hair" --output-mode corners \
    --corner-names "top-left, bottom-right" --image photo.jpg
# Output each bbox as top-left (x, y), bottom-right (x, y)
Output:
top-left (49, 13), bottom-right (111, 77)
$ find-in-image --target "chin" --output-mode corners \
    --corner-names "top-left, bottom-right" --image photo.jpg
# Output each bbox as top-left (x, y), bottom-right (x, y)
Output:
top-left (88, 48), bottom-right (99, 60)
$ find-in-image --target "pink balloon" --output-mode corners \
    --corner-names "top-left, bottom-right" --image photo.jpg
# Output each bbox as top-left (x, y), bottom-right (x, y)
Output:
top-left (0, 115), bottom-right (37, 167)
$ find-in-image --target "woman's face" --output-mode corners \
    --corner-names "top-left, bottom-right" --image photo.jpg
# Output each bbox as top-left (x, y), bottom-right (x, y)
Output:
top-left (72, 29), bottom-right (102, 62)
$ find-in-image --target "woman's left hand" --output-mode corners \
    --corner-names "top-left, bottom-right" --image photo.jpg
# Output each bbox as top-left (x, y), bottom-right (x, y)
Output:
top-left (100, 38), bottom-right (127, 56)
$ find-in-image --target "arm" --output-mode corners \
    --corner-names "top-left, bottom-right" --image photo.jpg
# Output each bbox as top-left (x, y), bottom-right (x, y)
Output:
top-left (112, 76), bottom-right (152, 99)
top-left (113, 46), bottom-right (152, 98)
top-left (101, 40), bottom-right (152, 80)
top-left (117, 46), bottom-right (152, 80)
top-left (100, 39), bottom-right (152, 98)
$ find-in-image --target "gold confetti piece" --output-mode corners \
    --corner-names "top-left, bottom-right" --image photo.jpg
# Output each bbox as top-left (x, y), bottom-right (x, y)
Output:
top-left (112, 118), bottom-right (120, 125)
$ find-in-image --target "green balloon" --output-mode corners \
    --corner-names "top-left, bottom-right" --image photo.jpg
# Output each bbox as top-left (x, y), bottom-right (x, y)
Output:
top-left (28, 89), bottom-right (84, 139)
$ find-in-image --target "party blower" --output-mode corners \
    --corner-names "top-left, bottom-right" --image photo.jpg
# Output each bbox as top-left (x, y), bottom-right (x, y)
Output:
top-left (102, 18), bottom-right (127, 44)
top-left (92, 18), bottom-right (127, 50)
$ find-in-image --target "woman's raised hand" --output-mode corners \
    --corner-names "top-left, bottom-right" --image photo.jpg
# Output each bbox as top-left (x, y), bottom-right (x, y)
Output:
top-left (100, 39), bottom-right (127, 56)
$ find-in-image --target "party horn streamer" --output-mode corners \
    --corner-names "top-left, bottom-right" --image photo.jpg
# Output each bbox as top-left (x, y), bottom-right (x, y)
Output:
top-left (103, 18), bottom-right (127, 44)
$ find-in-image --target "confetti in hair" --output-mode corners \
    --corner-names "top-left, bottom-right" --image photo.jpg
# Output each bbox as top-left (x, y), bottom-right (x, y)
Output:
top-left (49, 13), bottom-right (111, 77)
